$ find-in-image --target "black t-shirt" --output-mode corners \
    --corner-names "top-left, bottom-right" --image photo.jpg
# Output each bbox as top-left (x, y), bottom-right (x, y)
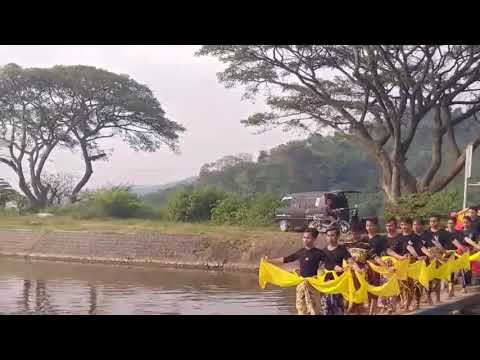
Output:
top-left (323, 245), bottom-right (352, 270)
top-left (283, 247), bottom-right (326, 277)
top-left (322, 245), bottom-right (352, 281)
top-left (470, 218), bottom-right (480, 234)
top-left (390, 234), bottom-right (420, 256)
top-left (446, 230), bottom-right (462, 249)
top-left (363, 234), bottom-right (389, 259)
top-left (459, 229), bottom-right (480, 246)
top-left (396, 233), bottom-right (424, 256)
top-left (390, 236), bottom-right (408, 256)
top-left (422, 229), bottom-right (455, 250)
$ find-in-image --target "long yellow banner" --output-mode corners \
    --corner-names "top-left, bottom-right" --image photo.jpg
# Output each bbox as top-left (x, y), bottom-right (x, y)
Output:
top-left (259, 252), bottom-right (480, 304)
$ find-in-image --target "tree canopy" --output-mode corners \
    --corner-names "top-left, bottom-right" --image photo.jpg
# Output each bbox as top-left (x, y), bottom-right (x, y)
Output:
top-left (198, 45), bottom-right (480, 202)
top-left (0, 64), bottom-right (185, 209)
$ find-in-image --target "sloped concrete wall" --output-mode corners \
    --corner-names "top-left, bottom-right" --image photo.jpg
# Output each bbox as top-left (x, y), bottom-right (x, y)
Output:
top-left (0, 229), bottom-right (301, 272)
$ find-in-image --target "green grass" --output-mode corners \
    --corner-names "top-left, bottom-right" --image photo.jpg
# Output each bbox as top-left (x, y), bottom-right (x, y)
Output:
top-left (0, 214), bottom-right (300, 242)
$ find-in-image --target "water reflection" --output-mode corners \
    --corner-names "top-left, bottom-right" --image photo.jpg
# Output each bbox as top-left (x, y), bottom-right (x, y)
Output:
top-left (88, 284), bottom-right (97, 315)
top-left (0, 258), bottom-right (295, 315)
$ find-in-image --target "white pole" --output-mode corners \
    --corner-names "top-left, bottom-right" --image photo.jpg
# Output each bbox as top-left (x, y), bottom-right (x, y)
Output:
top-left (464, 144), bottom-right (473, 209)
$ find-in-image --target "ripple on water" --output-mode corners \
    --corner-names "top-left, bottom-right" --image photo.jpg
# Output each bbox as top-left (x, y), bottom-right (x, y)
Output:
top-left (0, 258), bottom-right (296, 315)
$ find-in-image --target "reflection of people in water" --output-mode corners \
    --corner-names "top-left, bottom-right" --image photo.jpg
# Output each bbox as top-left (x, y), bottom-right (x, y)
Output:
top-left (88, 284), bottom-right (97, 315)
top-left (21, 280), bottom-right (32, 312)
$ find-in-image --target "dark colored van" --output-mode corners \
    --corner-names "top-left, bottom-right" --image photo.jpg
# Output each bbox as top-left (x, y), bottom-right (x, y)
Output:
top-left (274, 190), bottom-right (360, 232)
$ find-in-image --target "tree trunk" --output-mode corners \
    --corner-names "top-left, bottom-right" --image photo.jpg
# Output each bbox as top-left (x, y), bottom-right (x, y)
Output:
top-left (70, 140), bottom-right (93, 203)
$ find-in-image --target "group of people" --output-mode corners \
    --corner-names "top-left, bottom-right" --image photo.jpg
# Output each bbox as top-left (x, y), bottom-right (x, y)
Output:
top-left (264, 207), bottom-right (480, 315)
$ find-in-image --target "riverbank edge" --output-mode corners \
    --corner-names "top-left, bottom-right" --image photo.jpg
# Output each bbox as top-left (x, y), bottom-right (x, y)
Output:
top-left (409, 286), bottom-right (480, 315)
top-left (0, 251), bottom-right (260, 273)
top-left (0, 228), bottom-right (296, 274)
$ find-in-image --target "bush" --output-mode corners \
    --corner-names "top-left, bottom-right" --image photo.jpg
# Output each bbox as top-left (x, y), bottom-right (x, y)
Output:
top-left (211, 195), bottom-right (244, 225)
top-left (53, 187), bottom-right (157, 219)
top-left (211, 193), bottom-right (280, 227)
top-left (166, 186), bottom-right (227, 222)
top-left (385, 191), bottom-right (462, 221)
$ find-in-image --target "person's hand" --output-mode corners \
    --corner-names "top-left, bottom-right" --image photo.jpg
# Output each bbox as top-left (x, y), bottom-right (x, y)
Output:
top-left (334, 265), bottom-right (343, 273)
top-left (262, 255), bottom-right (269, 261)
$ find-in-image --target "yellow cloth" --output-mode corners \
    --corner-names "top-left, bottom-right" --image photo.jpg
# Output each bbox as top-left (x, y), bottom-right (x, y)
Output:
top-left (258, 259), bottom-right (401, 304)
top-left (259, 252), bottom-right (477, 303)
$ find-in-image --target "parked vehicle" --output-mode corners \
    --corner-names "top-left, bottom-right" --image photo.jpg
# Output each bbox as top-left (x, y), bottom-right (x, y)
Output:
top-left (274, 190), bottom-right (362, 234)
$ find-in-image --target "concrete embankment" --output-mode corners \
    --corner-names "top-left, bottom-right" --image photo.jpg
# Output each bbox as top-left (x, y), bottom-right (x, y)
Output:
top-left (0, 229), bottom-right (301, 273)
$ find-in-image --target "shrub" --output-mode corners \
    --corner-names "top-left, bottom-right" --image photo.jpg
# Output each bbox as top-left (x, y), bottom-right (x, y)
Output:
top-left (211, 193), bottom-right (280, 227)
top-left (166, 186), bottom-right (227, 222)
top-left (385, 191), bottom-right (462, 222)
top-left (52, 187), bottom-right (157, 219)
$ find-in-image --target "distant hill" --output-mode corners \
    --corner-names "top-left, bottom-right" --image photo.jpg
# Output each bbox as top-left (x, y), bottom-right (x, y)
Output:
top-left (131, 177), bottom-right (197, 196)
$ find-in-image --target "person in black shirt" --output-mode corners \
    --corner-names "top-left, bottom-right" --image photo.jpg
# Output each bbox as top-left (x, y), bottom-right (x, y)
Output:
top-left (467, 207), bottom-right (480, 234)
top-left (446, 216), bottom-right (469, 297)
top-left (363, 218), bottom-right (391, 315)
top-left (422, 215), bottom-right (452, 303)
top-left (264, 228), bottom-right (325, 315)
top-left (395, 217), bottom-right (427, 311)
top-left (455, 216), bottom-right (480, 292)
top-left (320, 226), bottom-right (360, 315)
top-left (446, 217), bottom-right (468, 252)
top-left (382, 217), bottom-right (400, 314)
top-left (461, 216), bottom-right (480, 251)
top-left (385, 217), bottom-right (400, 249)
top-left (413, 218), bottom-right (425, 238)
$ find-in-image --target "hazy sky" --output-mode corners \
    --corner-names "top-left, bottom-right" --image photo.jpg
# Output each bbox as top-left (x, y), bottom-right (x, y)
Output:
top-left (0, 45), bottom-right (303, 189)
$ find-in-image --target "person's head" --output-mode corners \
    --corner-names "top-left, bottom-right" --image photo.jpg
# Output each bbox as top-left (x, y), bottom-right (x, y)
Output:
top-left (325, 227), bottom-right (340, 246)
top-left (429, 214), bottom-right (441, 231)
top-left (412, 218), bottom-right (424, 235)
top-left (468, 207), bottom-right (478, 220)
top-left (400, 217), bottom-right (413, 235)
top-left (326, 198), bottom-right (333, 206)
top-left (385, 217), bottom-right (397, 236)
top-left (463, 216), bottom-right (472, 231)
top-left (447, 217), bottom-right (457, 232)
top-left (302, 228), bottom-right (319, 248)
top-left (351, 225), bottom-right (363, 242)
top-left (365, 217), bottom-right (378, 235)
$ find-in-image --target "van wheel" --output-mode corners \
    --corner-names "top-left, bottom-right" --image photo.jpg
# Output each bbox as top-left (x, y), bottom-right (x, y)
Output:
top-left (279, 220), bottom-right (291, 232)
top-left (339, 221), bottom-right (351, 234)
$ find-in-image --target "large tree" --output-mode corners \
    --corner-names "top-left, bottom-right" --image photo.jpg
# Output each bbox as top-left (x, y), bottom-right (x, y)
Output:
top-left (0, 64), bottom-right (185, 209)
top-left (198, 45), bottom-right (480, 202)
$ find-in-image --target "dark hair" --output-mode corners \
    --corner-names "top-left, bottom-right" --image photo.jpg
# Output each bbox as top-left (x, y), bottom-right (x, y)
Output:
top-left (326, 226), bottom-right (340, 236)
top-left (412, 217), bottom-right (424, 225)
top-left (385, 217), bottom-right (397, 225)
top-left (351, 223), bottom-right (363, 233)
top-left (365, 217), bottom-right (378, 225)
top-left (448, 216), bottom-right (457, 223)
top-left (468, 206), bottom-right (478, 211)
top-left (429, 214), bottom-right (441, 221)
top-left (399, 217), bottom-right (413, 225)
top-left (304, 228), bottom-right (319, 239)
top-left (464, 216), bottom-right (472, 223)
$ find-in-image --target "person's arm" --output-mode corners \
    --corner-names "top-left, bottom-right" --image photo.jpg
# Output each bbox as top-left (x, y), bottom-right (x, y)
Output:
top-left (262, 256), bottom-right (285, 265)
top-left (421, 246), bottom-right (433, 258)
top-left (386, 248), bottom-right (407, 260)
top-left (432, 237), bottom-right (446, 253)
top-left (465, 238), bottom-right (480, 251)
top-left (406, 245), bottom-right (420, 258)
top-left (263, 250), bottom-right (299, 265)
top-left (452, 239), bottom-right (468, 252)
top-left (347, 257), bottom-right (363, 272)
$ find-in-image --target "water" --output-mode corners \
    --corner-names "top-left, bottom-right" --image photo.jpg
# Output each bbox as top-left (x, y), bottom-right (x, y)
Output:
top-left (0, 257), bottom-right (296, 315)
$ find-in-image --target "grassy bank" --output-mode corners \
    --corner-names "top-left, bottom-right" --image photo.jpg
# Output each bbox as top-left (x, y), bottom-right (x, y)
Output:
top-left (0, 214), bottom-right (301, 242)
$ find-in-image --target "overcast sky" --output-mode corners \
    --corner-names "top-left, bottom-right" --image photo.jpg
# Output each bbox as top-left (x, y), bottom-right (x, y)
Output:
top-left (0, 45), bottom-right (303, 189)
